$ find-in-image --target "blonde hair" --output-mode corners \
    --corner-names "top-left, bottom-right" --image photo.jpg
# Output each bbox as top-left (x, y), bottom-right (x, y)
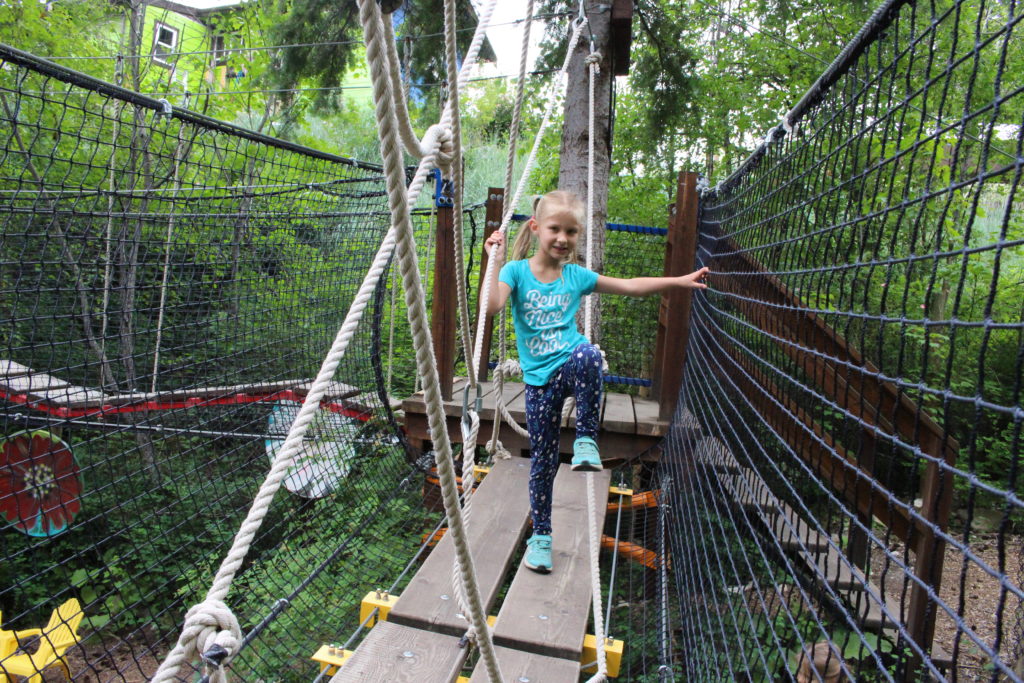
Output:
top-left (510, 190), bottom-right (586, 261)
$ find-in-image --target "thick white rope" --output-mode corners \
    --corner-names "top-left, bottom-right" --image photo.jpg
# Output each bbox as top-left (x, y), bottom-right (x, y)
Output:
top-left (487, 0), bottom-right (534, 458)
top-left (150, 24), bottom-right (482, 683)
top-left (583, 51), bottom-right (600, 336)
top-left (359, 2), bottom-right (503, 681)
top-left (582, 46), bottom-right (609, 683)
top-left (584, 473), bottom-right (609, 682)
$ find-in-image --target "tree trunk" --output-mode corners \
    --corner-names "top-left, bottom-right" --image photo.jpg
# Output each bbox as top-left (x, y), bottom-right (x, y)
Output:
top-left (559, 0), bottom-right (612, 344)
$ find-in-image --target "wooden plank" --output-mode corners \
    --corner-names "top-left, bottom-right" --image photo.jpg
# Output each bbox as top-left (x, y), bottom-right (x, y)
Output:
top-left (468, 645), bottom-right (581, 682)
top-left (693, 438), bottom-right (740, 474)
top-left (37, 386), bottom-right (111, 407)
top-left (492, 465), bottom-right (612, 660)
top-left (432, 202), bottom-right (457, 400)
top-left (769, 502), bottom-right (831, 553)
top-left (632, 397), bottom-right (669, 437)
top-left (609, 0), bottom-right (634, 76)
top-left (388, 458), bottom-right (533, 637)
top-left (329, 621), bottom-right (466, 683)
top-left (505, 385), bottom-right (528, 424)
top-left (479, 381), bottom-right (524, 422)
top-left (0, 371), bottom-right (71, 394)
top-left (651, 171), bottom-right (699, 421)
top-left (0, 360), bottom-right (33, 378)
top-left (601, 391), bottom-right (635, 434)
top-left (476, 188), bottom-right (504, 381)
top-left (402, 377), bottom-right (469, 415)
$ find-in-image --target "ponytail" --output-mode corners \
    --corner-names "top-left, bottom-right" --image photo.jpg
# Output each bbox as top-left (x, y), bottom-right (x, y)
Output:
top-left (510, 221), bottom-right (535, 260)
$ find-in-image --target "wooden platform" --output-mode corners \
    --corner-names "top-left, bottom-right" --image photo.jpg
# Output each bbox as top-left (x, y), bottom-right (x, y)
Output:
top-left (335, 461), bottom-right (613, 681)
top-left (0, 360), bottom-right (361, 411)
top-left (401, 378), bottom-right (693, 464)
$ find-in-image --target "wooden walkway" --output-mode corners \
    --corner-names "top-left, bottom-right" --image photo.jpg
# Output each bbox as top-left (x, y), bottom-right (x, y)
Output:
top-left (331, 458), bottom-right (611, 682)
top-left (401, 378), bottom-right (692, 465)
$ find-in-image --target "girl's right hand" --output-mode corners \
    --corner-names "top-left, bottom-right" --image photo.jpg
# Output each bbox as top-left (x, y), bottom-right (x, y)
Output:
top-left (486, 232), bottom-right (505, 251)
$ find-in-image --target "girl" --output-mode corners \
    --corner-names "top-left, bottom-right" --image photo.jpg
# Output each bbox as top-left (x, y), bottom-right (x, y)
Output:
top-left (485, 190), bottom-right (709, 573)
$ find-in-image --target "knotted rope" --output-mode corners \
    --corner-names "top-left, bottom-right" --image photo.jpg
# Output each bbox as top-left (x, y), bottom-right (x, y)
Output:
top-left (360, 1), bottom-right (504, 680)
top-left (150, 2), bottom-right (497, 680)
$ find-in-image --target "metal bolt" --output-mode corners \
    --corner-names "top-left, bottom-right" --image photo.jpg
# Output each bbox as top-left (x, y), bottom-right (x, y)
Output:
top-left (440, 594), bottom-right (450, 600)
top-left (403, 651), bottom-right (415, 658)
top-left (538, 614), bottom-right (549, 620)
top-left (519, 678), bottom-right (531, 682)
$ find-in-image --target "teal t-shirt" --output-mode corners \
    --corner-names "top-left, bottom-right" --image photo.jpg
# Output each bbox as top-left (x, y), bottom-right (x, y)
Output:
top-left (498, 260), bottom-right (599, 386)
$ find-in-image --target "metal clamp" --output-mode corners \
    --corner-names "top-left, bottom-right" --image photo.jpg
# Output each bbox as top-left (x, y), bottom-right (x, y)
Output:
top-left (433, 168), bottom-right (454, 208)
top-left (460, 382), bottom-right (482, 445)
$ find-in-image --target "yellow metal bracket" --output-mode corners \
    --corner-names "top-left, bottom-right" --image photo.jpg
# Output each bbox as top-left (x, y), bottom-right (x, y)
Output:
top-left (580, 634), bottom-right (624, 677)
top-left (473, 465), bottom-right (491, 482)
top-left (311, 644), bottom-right (353, 676)
top-left (359, 590), bottom-right (399, 628)
top-left (609, 485), bottom-right (633, 498)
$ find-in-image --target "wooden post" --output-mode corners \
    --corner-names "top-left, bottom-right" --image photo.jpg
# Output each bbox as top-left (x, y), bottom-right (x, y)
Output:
top-left (475, 188), bottom-right (504, 381)
top-left (905, 429), bottom-right (955, 677)
top-left (651, 171), bottom-right (699, 422)
top-left (431, 190), bottom-right (456, 401)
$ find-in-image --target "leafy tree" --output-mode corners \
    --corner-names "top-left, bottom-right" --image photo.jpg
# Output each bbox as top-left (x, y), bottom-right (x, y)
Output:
top-left (269, 0), bottom-right (495, 112)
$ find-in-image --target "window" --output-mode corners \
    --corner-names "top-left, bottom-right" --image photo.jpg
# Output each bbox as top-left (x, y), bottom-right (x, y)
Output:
top-left (153, 22), bottom-right (178, 65)
top-left (211, 34), bottom-right (227, 65)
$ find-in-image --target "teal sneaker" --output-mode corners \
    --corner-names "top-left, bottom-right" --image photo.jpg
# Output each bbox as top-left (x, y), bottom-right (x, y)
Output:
top-left (571, 436), bottom-right (602, 472)
top-left (524, 533), bottom-right (552, 573)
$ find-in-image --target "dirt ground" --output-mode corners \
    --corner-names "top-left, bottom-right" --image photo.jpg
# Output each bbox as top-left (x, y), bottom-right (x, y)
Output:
top-left (10, 631), bottom-right (163, 682)
top-left (869, 531), bottom-right (1024, 681)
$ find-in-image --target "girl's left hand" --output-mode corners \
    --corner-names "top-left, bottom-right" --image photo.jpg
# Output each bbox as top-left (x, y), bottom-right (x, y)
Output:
top-left (680, 267), bottom-right (710, 289)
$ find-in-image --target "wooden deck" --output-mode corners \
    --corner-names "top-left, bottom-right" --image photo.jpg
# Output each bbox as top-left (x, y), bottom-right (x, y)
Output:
top-left (401, 378), bottom-right (689, 464)
top-left (332, 460), bottom-right (614, 681)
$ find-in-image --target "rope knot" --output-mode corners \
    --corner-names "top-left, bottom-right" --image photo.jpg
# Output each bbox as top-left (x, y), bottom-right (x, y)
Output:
top-left (486, 438), bottom-right (512, 460)
top-left (585, 52), bottom-right (602, 68)
top-left (495, 358), bottom-right (522, 378)
top-left (181, 599), bottom-right (243, 682)
top-left (421, 124), bottom-right (455, 170)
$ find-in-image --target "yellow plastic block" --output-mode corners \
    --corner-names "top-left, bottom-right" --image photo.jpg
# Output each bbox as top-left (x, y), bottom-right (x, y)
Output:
top-left (580, 634), bottom-right (624, 678)
top-left (311, 644), bottom-right (353, 675)
top-left (473, 465), bottom-right (491, 482)
top-left (609, 485), bottom-right (633, 498)
top-left (359, 590), bottom-right (399, 628)
top-left (457, 678), bottom-right (470, 683)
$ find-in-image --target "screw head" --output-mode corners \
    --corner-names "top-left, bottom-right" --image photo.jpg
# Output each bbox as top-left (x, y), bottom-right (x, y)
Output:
top-left (402, 650), bottom-right (414, 658)
top-left (538, 614), bottom-right (549, 620)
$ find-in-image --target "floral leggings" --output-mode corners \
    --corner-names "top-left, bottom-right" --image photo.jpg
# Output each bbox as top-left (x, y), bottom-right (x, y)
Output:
top-left (524, 342), bottom-right (603, 535)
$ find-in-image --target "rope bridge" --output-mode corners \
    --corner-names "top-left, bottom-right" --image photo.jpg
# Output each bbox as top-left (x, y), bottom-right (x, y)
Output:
top-left (665, 0), bottom-right (1024, 680)
top-left (0, 0), bottom-right (1021, 680)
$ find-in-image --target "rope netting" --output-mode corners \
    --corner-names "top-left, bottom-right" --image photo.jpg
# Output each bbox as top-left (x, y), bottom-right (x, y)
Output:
top-left (0, 39), bottom-right (672, 682)
top-left (661, 0), bottom-right (1023, 680)
top-left (0, 43), bottom-right (476, 681)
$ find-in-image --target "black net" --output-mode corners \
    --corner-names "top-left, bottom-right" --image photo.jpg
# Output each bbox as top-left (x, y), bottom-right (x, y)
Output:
top-left (0, 43), bottom-right (455, 681)
top-left (661, 0), bottom-right (1024, 680)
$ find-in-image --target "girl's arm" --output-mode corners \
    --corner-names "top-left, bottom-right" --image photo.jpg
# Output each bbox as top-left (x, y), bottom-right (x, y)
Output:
top-left (594, 267), bottom-right (710, 297)
top-left (485, 232), bottom-right (513, 314)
